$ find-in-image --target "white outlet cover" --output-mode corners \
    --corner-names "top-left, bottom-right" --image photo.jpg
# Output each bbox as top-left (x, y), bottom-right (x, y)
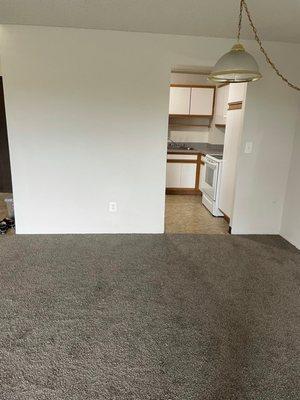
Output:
top-left (244, 142), bottom-right (253, 154)
top-left (109, 202), bottom-right (117, 212)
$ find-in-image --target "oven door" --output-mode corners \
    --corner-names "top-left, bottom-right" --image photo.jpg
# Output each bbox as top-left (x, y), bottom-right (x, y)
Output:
top-left (202, 158), bottom-right (219, 200)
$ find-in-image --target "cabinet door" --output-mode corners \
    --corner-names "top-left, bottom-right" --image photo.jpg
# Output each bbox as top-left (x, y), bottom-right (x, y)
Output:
top-left (180, 164), bottom-right (197, 188)
top-left (169, 87), bottom-right (191, 115)
top-left (166, 163), bottom-right (181, 188)
top-left (190, 87), bottom-right (214, 116)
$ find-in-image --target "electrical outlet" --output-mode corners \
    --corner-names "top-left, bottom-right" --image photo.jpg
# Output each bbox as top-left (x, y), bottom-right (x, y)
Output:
top-left (244, 141), bottom-right (253, 154)
top-left (108, 202), bottom-right (117, 213)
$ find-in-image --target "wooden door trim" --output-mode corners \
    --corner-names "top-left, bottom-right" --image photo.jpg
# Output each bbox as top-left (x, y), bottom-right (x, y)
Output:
top-left (194, 154), bottom-right (201, 190)
top-left (211, 86), bottom-right (216, 117)
top-left (218, 83), bottom-right (230, 88)
top-left (167, 151), bottom-right (200, 156)
top-left (220, 209), bottom-right (230, 224)
top-left (166, 153), bottom-right (204, 195)
top-left (170, 84), bottom-right (216, 89)
top-left (166, 188), bottom-right (201, 195)
top-left (169, 114), bottom-right (213, 118)
top-left (171, 70), bottom-right (210, 76)
top-left (167, 159), bottom-right (197, 164)
top-left (215, 123), bottom-right (226, 128)
top-left (228, 101), bottom-right (243, 110)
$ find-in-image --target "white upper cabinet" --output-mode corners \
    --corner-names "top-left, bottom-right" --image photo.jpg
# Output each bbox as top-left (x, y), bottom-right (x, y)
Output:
top-left (214, 84), bottom-right (230, 125)
top-left (189, 87), bottom-right (215, 116)
top-left (169, 86), bottom-right (215, 116)
top-left (169, 87), bottom-right (191, 115)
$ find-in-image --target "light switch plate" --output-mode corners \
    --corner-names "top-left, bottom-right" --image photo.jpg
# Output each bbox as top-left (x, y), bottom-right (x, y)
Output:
top-left (108, 202), bottom-right (117, 212)
top-left (244, 142), bottom-right (253, 154)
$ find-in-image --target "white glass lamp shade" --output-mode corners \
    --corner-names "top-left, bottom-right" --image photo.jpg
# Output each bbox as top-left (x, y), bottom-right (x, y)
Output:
top-left (209, 43), bottom-right (262, 83)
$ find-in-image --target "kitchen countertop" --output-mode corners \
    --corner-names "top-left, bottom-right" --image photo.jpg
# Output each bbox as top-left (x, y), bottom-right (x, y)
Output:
top-left (167, 142), bottom-right (223, 156)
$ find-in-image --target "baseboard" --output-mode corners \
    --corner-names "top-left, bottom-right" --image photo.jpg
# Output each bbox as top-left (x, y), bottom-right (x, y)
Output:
top-left (219, 209), bottom-right (230, 224)
top-left (280, 232), bottom-right (300, 250)
top-left (166, 188), bottom-right (201, 195)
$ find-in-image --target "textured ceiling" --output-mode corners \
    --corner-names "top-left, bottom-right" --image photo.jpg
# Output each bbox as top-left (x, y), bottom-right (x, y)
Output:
top-left (0, 0), bottom-right (299, 43)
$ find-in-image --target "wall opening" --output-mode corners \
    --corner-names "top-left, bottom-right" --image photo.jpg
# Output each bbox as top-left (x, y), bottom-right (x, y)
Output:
top-left (164, 68), bottom-right (247, 235)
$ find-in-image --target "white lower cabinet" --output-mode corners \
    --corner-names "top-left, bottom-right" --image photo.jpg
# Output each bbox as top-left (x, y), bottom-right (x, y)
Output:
top-left (166, 162), bottom-right (196, 188)
top-left (181, 164), bottom-right (197, 188)
top-left (166, 163), bottom-right (182, 188)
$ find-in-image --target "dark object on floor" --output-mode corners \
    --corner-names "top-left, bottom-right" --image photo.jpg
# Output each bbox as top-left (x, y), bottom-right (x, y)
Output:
top-left (0, 234), bottom-right (299, 399)
top-left (3, 217), bottom-right (15, 228)
top-left (0, 220), bottom-right (8, 234)
top-left (0, 217), bottom-right (14, 234)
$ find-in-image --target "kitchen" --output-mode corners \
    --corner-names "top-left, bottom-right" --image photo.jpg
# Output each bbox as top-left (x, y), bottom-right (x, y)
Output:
top-left (165, 71), bottom-right (247, 234)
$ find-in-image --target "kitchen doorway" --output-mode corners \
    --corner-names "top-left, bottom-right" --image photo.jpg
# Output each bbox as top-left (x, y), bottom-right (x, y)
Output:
top-left (164, 68), bottom-right (247, 234)
top-left (165, 194), bottom-right (228, 234)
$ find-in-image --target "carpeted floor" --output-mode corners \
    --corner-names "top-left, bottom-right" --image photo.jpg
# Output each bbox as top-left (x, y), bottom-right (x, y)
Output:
top-left (0, 234), bottom-right (299, 399)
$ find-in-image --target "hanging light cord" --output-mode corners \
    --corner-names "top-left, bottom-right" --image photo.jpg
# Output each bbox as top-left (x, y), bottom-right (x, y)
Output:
top-left (237, 0), bottom-right (300, 91)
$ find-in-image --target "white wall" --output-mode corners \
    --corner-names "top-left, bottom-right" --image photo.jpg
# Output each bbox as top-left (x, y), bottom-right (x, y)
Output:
top-left (219, 84), bottom-right (247, 220)
top-left (280, 112), bottom-right (300, 248)
top-left (208, 126), bottom-right (225, 145)
top-left (231, 43), bottom-right (300, 235)
top-left (170, 72), bottom-right (209, 86)
top-left (169, 128), bottom-right (209, 143)
top-left (1, 25), bottom-right (299, 236)
top-left (1, 26), bottom-right (171, 233)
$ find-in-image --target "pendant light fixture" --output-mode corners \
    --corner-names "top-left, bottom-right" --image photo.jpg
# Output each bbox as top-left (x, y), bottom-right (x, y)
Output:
top-left (209, 0), bottom-right (300, 91)
top-left (209, 42), bottom-right (261, 83)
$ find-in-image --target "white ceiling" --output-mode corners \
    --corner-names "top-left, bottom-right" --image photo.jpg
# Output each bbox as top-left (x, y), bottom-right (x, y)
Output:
top-left (0, 0), bottom-right (299, 44)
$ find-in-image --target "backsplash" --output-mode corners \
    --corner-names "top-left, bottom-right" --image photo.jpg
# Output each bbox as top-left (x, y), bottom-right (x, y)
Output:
top-left (169, 127), bottom-right (224, 145)
top-left (169, 129), bottom-right (209, 143)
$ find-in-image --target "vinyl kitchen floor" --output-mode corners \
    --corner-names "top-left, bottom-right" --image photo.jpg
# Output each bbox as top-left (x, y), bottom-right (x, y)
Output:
top-left (0, 193), bottom-right (10, 219)
top-left (165, 194), bottom-right (229, 234)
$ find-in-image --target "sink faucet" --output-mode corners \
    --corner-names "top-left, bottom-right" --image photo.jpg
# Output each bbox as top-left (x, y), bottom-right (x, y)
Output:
top-left (168, 138), bottom-right (177, 145)
top-left (168, 138), bottom-right (180, 148)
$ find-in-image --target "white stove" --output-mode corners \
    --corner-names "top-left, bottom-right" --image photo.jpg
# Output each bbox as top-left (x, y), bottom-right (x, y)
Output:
top-left (202, 154), bottom-right (224, 217)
